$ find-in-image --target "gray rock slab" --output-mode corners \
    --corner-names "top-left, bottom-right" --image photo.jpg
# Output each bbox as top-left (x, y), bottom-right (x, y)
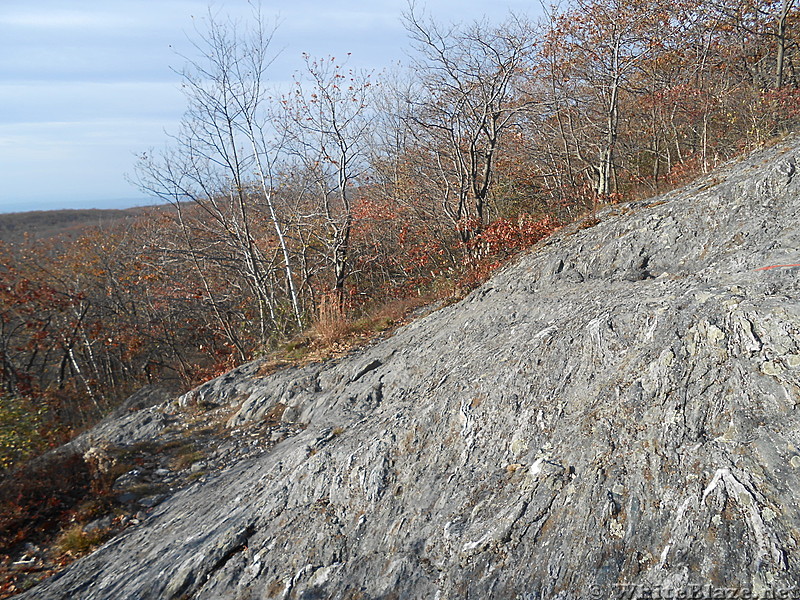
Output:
top-left (15, 138), bottom-right (800, 599)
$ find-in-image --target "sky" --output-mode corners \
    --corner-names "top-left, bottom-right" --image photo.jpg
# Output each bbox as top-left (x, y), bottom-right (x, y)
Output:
top-left (0, 0), bottom-right (538, 214)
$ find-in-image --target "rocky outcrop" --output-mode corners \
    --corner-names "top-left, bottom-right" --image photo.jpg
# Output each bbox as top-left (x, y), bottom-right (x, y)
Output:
top-left (16, 137), bottom-right (800, 599)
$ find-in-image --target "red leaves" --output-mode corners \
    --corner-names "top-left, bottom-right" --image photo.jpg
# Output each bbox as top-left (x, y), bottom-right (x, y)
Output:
top-left (351, 198), bottom-right (400, 221)
top-left (468, 215), bottom-right (559, 257)
top-left (762, 87), bottom-right (800, 120)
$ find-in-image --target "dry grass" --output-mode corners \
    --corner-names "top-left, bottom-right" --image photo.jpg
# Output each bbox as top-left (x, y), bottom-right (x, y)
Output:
top-left (352, 296), bottom-right (430, 332)
top-left (171, 446), bottom-right (204, 471)
top-left (55, 525), bottom-right (109, 557)
top-left (262, 403), bottom-right (287, 427)
top-left (313, 292), bottom-right (352, 345)
top-left (263, 292), bottom-right (437, 368)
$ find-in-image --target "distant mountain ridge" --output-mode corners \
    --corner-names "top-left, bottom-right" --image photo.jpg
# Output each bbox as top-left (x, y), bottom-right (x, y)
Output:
top-left (0, 205), bottom-right (167, 245)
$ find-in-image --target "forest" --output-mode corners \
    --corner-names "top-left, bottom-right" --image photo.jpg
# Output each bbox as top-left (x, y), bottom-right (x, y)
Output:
top-left (1, 0), bottom-right (798, 469)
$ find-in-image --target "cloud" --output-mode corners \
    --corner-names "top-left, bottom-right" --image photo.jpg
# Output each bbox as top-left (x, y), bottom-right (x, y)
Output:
top-left (0, 11), bottom-right (132, 30)
top-left (0, 81), bottom-right (184, 125)
top-left (0, 5), bottom-right (174, 83)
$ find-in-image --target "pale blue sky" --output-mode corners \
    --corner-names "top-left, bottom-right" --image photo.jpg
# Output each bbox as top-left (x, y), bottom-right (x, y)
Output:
top-left (0, 0), bottom-right (536, 213)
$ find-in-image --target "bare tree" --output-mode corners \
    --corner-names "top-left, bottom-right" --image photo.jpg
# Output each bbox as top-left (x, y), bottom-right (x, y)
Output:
top-left (541, 0), bottom-right (677, 196)
top-left (136, 6), bottom-right (303, 346)
top-left (403, 10), bottom-right (537, 246)
top-left (277, 54), bottom-right (374, 306)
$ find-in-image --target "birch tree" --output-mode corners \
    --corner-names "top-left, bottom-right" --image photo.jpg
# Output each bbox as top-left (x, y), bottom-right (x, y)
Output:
top-left (136, 7), bottom-right (303, 347)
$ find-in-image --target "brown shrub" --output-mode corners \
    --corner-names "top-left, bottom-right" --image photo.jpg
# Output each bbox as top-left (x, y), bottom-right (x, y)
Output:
top-left (0, 452), bottom-right (93, 557)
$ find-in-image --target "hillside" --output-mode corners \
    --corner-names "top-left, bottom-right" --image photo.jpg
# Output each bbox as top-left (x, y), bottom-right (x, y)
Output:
top-left (12, 136), bottom-right (800, 599)
top-left (0, 205), bottom-right (169, 245)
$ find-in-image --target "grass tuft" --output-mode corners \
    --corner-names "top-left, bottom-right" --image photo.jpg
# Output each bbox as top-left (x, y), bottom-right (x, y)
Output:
top-left (55, 525), bottom-right (109, 557)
